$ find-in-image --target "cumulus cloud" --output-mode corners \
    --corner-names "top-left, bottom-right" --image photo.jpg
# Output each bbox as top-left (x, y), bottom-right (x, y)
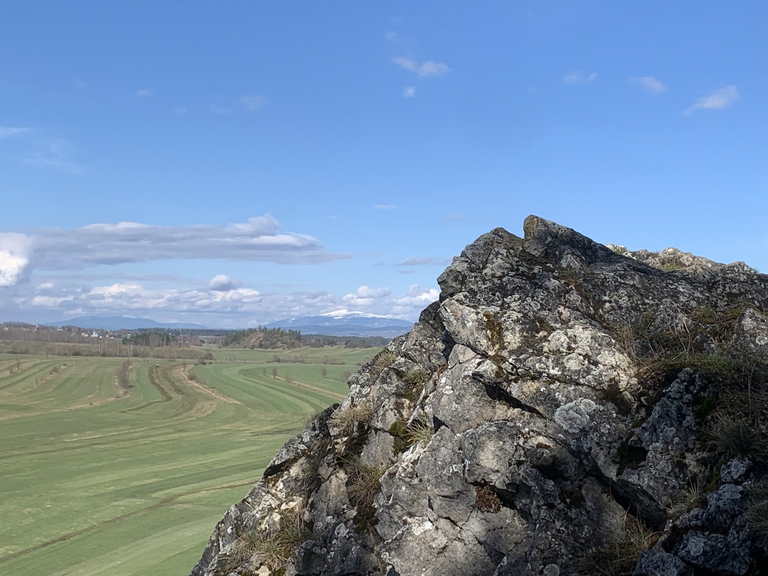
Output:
top-left (403, 86), bottom-right (417, 98)
top-left (0, 233), bottom-right (33, 286)
top-left (629, 76), bottom-right (667, 94)
top-left (209, 274), bottom-right (237, 292)
top-left (390, 284), bottom-right (440, 316)
top-left (5, 275), bottom-right (440, 325)
top-left (0, 215), bottom-right (348, 288)
top-left (30, 295), bottom-right (73, 307)
top-left (240, 95), bottom-right (267, 111)
top-left (392, 57), bottom-right (450, 77)
top-left (683, 86), bottom-right (740, 115)
top-left (563, 71), bottom-right (597, 84)
top-left (135, 89), bottom-right (152, 97)
top-left (211, 104), bottom-right (231, 114)
top-left (342, 285), bottom-right (391, 307)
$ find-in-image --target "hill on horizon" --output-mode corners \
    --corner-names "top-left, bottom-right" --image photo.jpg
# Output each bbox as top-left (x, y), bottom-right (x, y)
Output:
top-left (264, 312), bottom-right (413, 338)
top-left (45, 316), bottom-right (207, 331)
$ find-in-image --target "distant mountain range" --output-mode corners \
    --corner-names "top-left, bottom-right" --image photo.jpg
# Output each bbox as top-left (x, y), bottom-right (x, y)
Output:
top-left (44, 311), bottom-right (413, 337)
top-left (45, 316), bottom-right (207, 331)
top-left (265, 311), bottom-right (413, 338)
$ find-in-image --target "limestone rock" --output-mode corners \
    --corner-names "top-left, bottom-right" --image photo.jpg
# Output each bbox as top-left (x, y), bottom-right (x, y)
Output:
top-left (191, 216), bottom-right (768, 576)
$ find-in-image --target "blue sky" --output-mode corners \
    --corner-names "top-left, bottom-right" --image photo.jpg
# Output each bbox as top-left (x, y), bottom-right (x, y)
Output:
top-left (1, 1), bottom-right (766, 327)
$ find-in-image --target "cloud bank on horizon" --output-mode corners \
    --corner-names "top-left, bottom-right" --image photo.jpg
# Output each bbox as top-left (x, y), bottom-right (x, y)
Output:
top-left (0, 215), bottom-right (346, 287)
top-left (0, 215), bottom-right (438, 326)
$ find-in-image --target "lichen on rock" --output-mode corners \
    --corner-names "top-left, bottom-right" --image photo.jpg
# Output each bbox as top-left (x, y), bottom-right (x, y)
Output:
top-left (190, 216), bottom-right (768, 576)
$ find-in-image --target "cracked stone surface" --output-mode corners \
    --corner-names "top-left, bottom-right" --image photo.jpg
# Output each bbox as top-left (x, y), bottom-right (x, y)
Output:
top-left (190, 216), bottom-right (768, 576)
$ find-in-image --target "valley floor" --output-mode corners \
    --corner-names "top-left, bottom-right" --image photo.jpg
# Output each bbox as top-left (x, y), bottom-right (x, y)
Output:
top-left (0, 347), bottom-right (371, 576)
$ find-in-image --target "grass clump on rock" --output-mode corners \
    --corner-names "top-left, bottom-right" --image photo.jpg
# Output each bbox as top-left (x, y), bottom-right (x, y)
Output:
top-left (217, 508), bottom-right (310, 576)
top-left (578, 516), bottom-right (658, 576)
top-left (346, 458), bottom-right (385, 532)
top-left (332, 401), bottom-right (373, 436)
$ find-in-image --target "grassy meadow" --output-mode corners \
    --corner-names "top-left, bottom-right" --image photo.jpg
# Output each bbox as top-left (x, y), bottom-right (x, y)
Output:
top-left (0, 346), bottom-right (375, 576)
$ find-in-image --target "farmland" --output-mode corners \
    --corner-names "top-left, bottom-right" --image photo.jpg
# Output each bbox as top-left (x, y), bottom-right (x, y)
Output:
top-left (0, 346), bottom-right (375, 576)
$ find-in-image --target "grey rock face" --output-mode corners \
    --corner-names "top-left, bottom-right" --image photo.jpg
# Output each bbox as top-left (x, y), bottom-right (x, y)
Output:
top-left (190, 216), bottom-right (768, 576)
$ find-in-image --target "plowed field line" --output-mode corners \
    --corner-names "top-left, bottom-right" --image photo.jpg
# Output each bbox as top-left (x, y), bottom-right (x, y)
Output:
top-left (0, 481), bottom-right (255, 565)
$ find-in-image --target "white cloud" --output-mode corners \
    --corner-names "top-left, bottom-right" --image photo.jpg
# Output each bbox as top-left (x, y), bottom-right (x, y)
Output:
top-left (342, 285), bottom-right (391, 307)
top-left (334, 284), bottom-right (440, 319)
top-left (174, 106), bottom-right (188, 114)
top-left (563, 71), bottom-right (597, 84)
top-left (403, 86), bottom-right (417, 98)
top-left (442, 213), bottom-right (462, 222)
top-left (392, 57), bottom-right (451, 78)
top-left (374, 204), bottom-right (396, 210)
top-left (683, 85), bottom-right (740, 115)
top-left (135, 89), bottom-right (152, 97)
top-left (6, 276), bottom-right (441, 325)
top-left (211, 104), bottom-right (231, 114)
top-left (0, 215), bottom-right (348, 287)
top-left (385, 30), bottom-right (399, 42)
top-left (30, 295), bottom-right (73, 307)
top-left (209, 274), bottom-right (237, 292)
top-left (390, 284), bottom-right (440, 316)
top-left (0, 127), bottom-right (30, 139)
top-left (0, 233), bottom-right (33, 287)
top-left (240, 95), bottom-right (267, 111)
top-left (629, 76), bottom-right (667, 94)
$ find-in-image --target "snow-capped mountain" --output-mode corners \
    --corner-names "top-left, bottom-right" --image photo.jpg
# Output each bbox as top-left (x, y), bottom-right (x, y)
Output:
top-left (264, 310), bottom-right (412, 337)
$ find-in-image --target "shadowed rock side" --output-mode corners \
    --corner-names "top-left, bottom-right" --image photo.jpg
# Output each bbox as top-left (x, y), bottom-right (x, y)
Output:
top-left (190, 216), bottom-right (768, 576)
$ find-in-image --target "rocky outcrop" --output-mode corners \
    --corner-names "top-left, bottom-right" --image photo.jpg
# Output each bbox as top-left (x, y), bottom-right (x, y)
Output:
top-left (191, 216), bottom-right (768, 576)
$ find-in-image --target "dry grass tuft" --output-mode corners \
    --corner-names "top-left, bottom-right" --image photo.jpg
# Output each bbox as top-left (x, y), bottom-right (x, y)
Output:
top-left (707, 414), bottom-right (767, 460)
top-left (332, 402), bottom-right (373, 436)
top-left (578, 515), bottom-right (658, 576)
top-left (474, 485), bottom-right (502, 513)
top-left (218, 508), bottom-right (310, 575)
top-left (666, 480), bottom-right (706, 519)
top-left (405, 420), bottom-right (435, 446)
top-left (345, 458), bottom-right (385, 531)
top-left (746, 480), bottom-right (768, 545)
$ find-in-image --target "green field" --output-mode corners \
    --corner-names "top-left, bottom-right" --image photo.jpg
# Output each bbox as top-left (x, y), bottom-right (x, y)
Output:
top-left (0, 347), bottom-right (374, 576)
